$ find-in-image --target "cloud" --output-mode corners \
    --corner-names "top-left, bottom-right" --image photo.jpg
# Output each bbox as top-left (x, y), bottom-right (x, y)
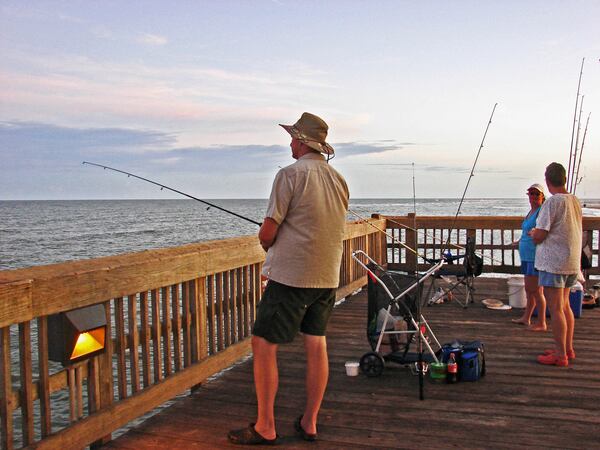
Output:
top-left (0, 121), bottom-right (177, 170)
top-left (0, 50), bottom-right (336, 130)
top-left (335, 140), bottom-right (416, 157)
top-left (136, 33), bottom-right (168, 46)
top-left (0, 122), bottom-right (416, 179)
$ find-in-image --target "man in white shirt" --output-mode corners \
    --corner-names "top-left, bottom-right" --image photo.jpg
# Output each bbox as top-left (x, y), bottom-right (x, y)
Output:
top-left (531, 162), bottom-right (582, 367)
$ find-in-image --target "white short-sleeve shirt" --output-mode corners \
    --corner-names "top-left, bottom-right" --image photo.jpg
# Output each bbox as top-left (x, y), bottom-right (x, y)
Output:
top-left (534, 193), bottom-right (582, 275)
top-left (261, 152), bottom-right (349, 288)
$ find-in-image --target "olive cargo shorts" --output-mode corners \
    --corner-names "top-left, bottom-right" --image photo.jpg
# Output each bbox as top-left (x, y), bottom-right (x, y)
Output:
top-left (252, 280), bottom-right (336, 344)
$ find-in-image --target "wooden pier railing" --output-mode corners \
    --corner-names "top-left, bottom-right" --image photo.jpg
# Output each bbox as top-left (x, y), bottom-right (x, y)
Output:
top-left (0, 218), bottom-right (385, 450)
top-left (1, 214), bottom-right (599, 449)
top-left (381, 214), bottom-right (600, 279)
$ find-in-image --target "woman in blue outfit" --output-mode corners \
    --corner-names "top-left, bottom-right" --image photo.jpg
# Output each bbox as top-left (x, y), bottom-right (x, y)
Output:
top-left (512, 183), bottom-right (547, 331)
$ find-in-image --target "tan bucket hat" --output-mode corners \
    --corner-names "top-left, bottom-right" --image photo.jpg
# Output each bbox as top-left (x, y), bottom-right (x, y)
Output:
top-left (279, 112), bottom-right (334, 155)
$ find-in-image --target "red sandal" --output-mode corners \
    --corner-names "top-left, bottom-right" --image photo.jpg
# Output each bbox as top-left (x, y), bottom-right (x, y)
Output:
top-left (537, 353), bottom-right (568, 367)
top-left (542, 349), bottom-right (576, 359)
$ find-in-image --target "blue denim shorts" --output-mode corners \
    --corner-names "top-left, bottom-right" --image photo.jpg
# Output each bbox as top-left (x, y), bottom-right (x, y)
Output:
top-left (538, 271), bottom-right (578, 288)
top-left (520, 261), bottom-right (538, 276)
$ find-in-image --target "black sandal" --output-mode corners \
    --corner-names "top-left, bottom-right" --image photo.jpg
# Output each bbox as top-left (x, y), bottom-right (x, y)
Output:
top-left (228, 423), bottom-right (279, 445)
top-left (294, 415), bottom-right (317, 442)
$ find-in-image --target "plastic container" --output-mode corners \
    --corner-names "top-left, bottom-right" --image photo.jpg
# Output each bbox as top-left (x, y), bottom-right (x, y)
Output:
top-left (345, 361), bottom-right (360, 376)
top-left (429, 362), bottom-right (447, 382)
top-left (446, 353), bottom-right (458, 384)
top-left (507, 276), bottom-right (526, 308)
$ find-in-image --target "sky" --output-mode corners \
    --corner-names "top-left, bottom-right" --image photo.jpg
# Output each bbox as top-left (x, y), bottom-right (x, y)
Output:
top-left (1, 1), bottom-right (599, 200)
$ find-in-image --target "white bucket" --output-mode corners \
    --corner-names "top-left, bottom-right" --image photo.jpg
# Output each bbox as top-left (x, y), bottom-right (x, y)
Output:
top-left (345, 361), bottom-right (360, 376)
top-left (507, 276), bottom-right (526, 308)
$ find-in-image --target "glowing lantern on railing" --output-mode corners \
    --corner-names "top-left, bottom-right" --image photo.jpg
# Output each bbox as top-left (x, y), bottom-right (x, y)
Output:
top-left (47, 304), bottom-right (107, 366)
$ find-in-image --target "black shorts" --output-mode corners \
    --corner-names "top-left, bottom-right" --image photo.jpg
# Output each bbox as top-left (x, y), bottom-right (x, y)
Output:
top-left (252, 280), bottom-right (336, 344)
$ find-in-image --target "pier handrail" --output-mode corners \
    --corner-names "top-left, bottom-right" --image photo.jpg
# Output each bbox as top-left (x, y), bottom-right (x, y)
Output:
top-left (0, 218), bottom-right (385, 450)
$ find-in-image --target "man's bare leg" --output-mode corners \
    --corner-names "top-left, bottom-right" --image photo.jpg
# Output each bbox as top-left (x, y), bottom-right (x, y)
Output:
top-left (563, 287), bottom-right (575, 355)
top-left (301, 334), bottom-right (328, 436)
top-left (544, 287), bottom-right (567, 357)
top-left (252, 335), bottom-right (278, 440)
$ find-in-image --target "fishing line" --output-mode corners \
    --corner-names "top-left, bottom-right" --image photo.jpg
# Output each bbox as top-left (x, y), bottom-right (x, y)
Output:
top-left (441, 103), bottom-right (498, 256)
top-left (82, 161), bottom-right (263, 226)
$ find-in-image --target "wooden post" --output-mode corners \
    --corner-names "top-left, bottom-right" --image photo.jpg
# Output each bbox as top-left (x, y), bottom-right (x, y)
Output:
top-left (216, 273), bottom-right (224, 352)
top-left (90, 302), bottom-right (115, 449)
top-left (198, 278), bottom-right (208, 361)
top-left (171, 285), bottom-right (182, 371)
top-left (182, 282), bottom-right (192, 367)
top-left (37, 317), bottom-right (52, 438)
top-left (115, 298), bottom-right (127, 400)
top-left (127, 294), bottom-right (141, 393)
top-left (151, 289), bottom-right (163, 382)
top-left (207, 276), bottom-right (215, 355)
top-left (0, 326), bottom-right (14, 450)
top-left (140, 291), bottom-right (151, 387)
top-left (223, 271), bottom-right (231, 348)
top-left (18, 321), bottom-right (34, 446)
top-left (162, 286), bottom-right (173, 377)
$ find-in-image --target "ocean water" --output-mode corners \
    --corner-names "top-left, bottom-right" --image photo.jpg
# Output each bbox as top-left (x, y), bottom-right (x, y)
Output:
top-left (3, 198), bottom-right (599, 270)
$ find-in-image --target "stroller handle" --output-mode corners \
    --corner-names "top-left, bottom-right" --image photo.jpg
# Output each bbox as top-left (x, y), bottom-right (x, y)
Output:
top-left (351, 250), bottom-right (445, 303)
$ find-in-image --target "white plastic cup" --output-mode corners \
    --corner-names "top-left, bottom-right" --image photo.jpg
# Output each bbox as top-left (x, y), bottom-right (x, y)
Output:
top-left (345, 361), bottom-right (360, 376)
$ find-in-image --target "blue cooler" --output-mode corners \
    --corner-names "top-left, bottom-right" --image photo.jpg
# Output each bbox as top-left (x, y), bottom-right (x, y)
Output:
top-left (569, 288), bottom-right (583, 318)
top-left (459, 351), bottom-right (480, 382)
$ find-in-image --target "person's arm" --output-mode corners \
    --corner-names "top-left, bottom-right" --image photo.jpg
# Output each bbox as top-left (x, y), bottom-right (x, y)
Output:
top-left (258, 217), bottom-right (279, 251)
top-left (530, 227), bottom-right (548, 244)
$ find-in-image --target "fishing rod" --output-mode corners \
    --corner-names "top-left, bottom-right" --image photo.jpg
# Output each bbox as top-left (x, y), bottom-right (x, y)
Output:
top-left (412, 162), bottom-right (426, 401)
top-left (82, 161), bottom-right (263, 226)
top-left (441, 103), bottom-right (498, 255)
top-left (567, 57), bottom-right (585, 190)
top-left (573, 112), bottom-right (591, 195)
top-left (569, 95), bottom-right (585, 192)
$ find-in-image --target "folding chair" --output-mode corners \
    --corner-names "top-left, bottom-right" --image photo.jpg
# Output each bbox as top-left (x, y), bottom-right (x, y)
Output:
top-left (427, 236), bottom-right (483, 308)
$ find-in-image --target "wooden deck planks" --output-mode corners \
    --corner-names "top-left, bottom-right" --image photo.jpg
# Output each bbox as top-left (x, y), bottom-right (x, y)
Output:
top-left (105, 277), bottom-right (600, 449)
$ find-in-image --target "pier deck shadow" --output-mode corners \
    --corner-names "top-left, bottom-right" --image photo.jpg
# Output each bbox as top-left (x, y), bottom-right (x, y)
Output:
top-left (106, 277), bottom-right (600, 449)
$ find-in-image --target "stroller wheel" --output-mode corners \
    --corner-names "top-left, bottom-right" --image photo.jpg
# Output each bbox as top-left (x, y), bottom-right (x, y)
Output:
top-left (359, 352), bottom-right (385, 377)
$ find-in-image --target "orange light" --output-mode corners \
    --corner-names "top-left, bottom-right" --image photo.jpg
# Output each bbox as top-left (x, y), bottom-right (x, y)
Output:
top-left (70, 327), bottom-right (105, 360)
